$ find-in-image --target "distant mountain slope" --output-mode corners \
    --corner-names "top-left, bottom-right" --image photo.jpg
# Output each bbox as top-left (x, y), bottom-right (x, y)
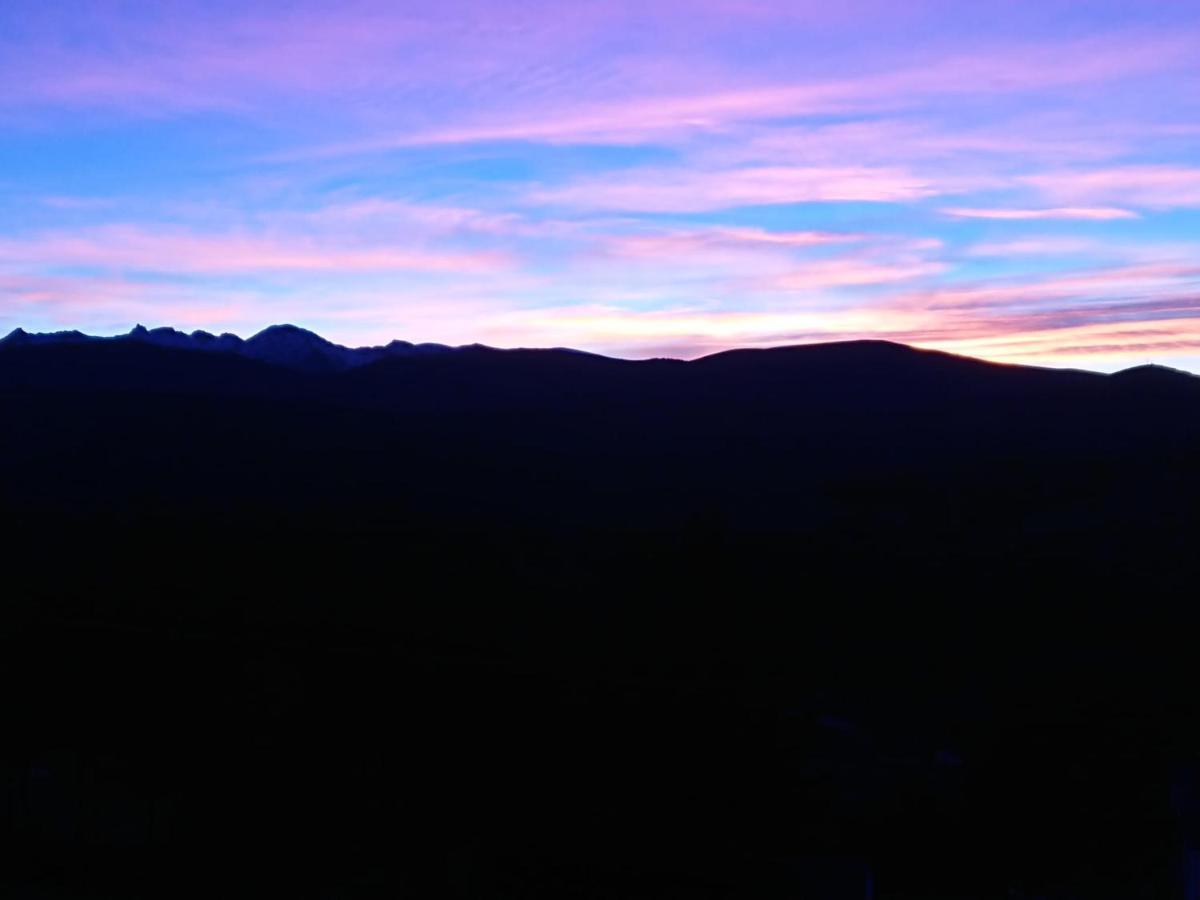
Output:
top-left (7, 321), bottom-right (1196, 384)
top-left (2, 323), bottom-right (1198, 537)
top-left (1, 322), bottom-right (455, 372)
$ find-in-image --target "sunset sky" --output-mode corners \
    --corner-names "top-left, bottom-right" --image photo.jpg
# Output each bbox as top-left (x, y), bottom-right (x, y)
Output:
top-left (1, 0), bottom-right (1198, 370)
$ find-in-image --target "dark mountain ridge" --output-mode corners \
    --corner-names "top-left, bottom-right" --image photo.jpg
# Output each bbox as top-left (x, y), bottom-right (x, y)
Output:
top-left (1, 321), bottom-right (459, 372)
top-left (5, 320), bottom-right (1192, 381)
top-left (3, 324), bottom-right (1198, 540)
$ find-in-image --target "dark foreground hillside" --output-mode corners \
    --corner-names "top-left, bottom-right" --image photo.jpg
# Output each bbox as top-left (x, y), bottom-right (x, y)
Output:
top-left (3, 332), bottom-right (1200, 898)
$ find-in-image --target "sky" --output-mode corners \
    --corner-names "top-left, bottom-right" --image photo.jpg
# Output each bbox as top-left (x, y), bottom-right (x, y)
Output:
top-left (1, 0), bottom-right (1199, 370)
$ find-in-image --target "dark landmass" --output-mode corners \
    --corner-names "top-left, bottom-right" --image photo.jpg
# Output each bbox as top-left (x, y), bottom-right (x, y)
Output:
top-left (3, 325), bottom-right (1199, 897)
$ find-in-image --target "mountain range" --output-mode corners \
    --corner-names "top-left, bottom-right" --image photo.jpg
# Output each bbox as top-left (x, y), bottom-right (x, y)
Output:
top-left (4, 321), bottom-right (1198, 381)
top-left (3, 322), bottom-right (1198, 536)
top-left (1, 322), bottom-right (462, 371)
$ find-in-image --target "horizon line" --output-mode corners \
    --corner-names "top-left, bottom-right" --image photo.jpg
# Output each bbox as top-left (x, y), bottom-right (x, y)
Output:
top-left (3, 321), bottom-right (1196, 379)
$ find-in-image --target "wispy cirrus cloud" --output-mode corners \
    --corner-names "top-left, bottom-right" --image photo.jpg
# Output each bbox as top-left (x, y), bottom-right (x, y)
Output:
top-left (897, 263), bottom-right (1200, 311)
top-left (942, 207), bottom-right (1139, 221)
top-left (0, 225), bottom-right (510, 274)
top-left (472, 255), bottom-right (1200, 364)
top-left (601, 226), bottom-right (860, 258)
top-left (764, 259), bottom-right (948, 291)
top-left (712, 117), bottom-right (1140, 169)
top-left (282, 28), bottom-right (1197, 156)
top-left (529, 166), bottom-right (939, 212)
top-left (0, 272), bottom-right (257, 330)
top-left (577, 218), bottom-right (944, 286)
top-left (0, 267), bottom-right (563, 347)
top-left (966, 237), bottom-right (1108, 257)
top-left (470, 297), bottom-right (1200, 366)
top-left (1023, 166), bottom-right (1200, 210)
top-left (0, 4), bottom-right (577, 114)
top-left (0, 1), bottom-right (963, 123)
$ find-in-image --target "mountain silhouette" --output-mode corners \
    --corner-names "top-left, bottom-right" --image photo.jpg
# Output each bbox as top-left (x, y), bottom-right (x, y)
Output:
top-left (1, 322), bottom-right (454, 371)
top-left (3, 324), bottom-right (1197, 515)
top-left (2, 325), bottom-right (1199, 898)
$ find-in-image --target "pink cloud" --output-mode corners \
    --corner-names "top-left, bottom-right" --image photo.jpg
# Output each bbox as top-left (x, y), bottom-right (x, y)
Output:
top-left (966, 238), bottom-right (1107, 257)
top-left (11, 2), bottom-right (901, 118)
top-left (0, 269), bottom-right (556, 349)
top-left (603, 226), bottom-right (859, 258)
top-left (0, 273), bottom-right (254, 330)
top-left (288, 30), bottom-right (1197, 155)
top-left (0, 226), bottom-right (510, 274)
top-left (764, 259), bottom-right (948, 290)
top-left (298, 199), bottom-right (524, 234)
top-left (574, 227), bottom-right (944, 296)
top-left (894, 263), bottom-right (1200, 311)
top-left (942, 207), bottom-right (1139, 220)
top-left (468, 257), bottom-right (1200, 364)
top-left (530, 166), bottom-right (938, 212)
top-left (705, 117), bottom-right (1138, 170)
top-left (1011, 338), bottom-right (1200, 357)
top-left (4, 8), bottom-right (450, 112)
top-left (1023, 166), bottom-right (1200, 209)
top-left (290, 199), bottom-right (598, 241)
top-left (468, 297), bottom-right (1200, 365)
top-left (937, 319), bottom-right (1200, 366)
top-left (964, 236), bottom-right (1200, 264)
